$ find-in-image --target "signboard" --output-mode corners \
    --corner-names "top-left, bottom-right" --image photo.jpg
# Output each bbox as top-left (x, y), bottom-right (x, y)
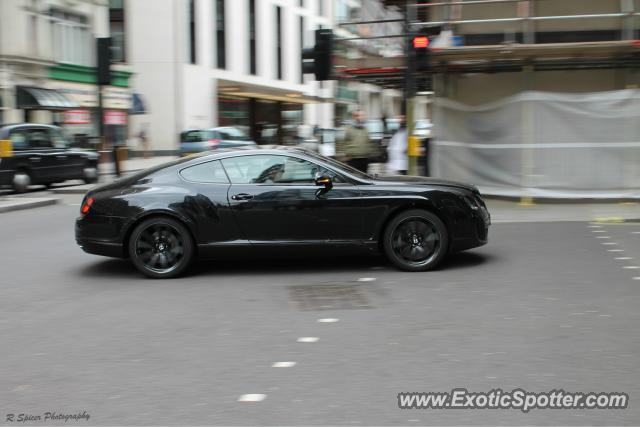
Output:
top-left (64, 109), bottom-right (91, 125)
top-left (104, 110), bottom-right (127, 125)
top-left (46, 81), bottom-right (132, 110)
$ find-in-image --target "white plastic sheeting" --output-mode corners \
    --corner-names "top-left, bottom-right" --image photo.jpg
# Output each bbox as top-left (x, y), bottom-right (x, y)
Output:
top-left (431, 90), bottom-right (640, 199)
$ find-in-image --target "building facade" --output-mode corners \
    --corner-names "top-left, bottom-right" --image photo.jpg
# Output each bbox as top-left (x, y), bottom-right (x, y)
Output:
top-left (0, 0), bottom-right (134, 145)
top-left (123, 0), bottom-right (335, 153)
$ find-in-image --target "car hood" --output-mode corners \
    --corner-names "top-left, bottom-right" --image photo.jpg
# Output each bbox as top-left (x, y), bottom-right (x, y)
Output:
top-left (372, 175), bottom-right (478, 193)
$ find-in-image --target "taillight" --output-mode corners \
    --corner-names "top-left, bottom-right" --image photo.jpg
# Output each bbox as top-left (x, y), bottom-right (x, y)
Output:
top-left (80, 196), bottom-right (94, 215)
top-left (208, 139), bottom-right (221, 148)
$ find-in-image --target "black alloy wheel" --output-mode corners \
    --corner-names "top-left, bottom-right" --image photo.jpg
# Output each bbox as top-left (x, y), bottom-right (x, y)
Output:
top-left (128, 217), bottom-right (194, 278)
top-left (383, 209), bottom-right (448, 272)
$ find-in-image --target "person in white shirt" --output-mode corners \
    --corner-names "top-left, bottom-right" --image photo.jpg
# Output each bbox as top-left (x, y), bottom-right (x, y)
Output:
top-left (386, 116), bottom-right (408, 175)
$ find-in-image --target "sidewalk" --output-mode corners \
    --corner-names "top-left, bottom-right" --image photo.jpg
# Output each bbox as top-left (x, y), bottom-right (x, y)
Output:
top-left (98, 155), bottom-right (178, 176)
top-left (486, 198), bottom-right (640, 223)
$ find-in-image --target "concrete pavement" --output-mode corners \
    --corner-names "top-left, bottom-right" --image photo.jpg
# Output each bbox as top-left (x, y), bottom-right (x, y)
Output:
top-left (1, 196), bottom-right (639, 425)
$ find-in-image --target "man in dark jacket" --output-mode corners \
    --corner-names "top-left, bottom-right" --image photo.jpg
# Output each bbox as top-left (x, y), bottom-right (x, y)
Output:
top-left (336, 110), bottom-right (377, 173)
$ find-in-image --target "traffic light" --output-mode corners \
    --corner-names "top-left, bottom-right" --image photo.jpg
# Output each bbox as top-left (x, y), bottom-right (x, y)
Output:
top-left (96, 37), bottom-right (112, 85)
top-left (302, 29), bottom-right (333, 81)
top-left (411, 26), bottom-right (441, 72)
top-left (412, 35), bottom-right (431, 71)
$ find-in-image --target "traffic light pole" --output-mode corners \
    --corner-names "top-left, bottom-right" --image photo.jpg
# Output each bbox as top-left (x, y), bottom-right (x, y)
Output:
top-left (96, 37), bottom-right (120, 177)
top-left (405, 0), bottom-right (418, 176)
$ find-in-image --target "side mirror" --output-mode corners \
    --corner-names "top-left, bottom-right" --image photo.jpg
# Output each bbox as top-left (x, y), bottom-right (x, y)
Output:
top-left (314, 174), bottom-right (333, 190)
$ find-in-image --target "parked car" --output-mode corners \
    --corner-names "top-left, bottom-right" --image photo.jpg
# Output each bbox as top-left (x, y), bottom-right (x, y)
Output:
top-left (76, 146), bottom-right (490, 278)
top-left (180, 127), bottom-right (256, 155)
top-left (0, 123), bottom-right (99, 193)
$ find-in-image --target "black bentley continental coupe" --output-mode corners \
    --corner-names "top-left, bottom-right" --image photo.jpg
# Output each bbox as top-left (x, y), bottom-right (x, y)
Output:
top-left (76, 147), bottom-right (490, 278)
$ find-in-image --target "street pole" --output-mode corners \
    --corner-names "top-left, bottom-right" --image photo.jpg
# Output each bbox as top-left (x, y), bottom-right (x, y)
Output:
top-left (405, 0), bottom-right (418, 176)
top-left (96, 37), bottom-right (120, 177)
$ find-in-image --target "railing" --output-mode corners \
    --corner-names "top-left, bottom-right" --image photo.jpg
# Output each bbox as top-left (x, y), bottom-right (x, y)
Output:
top-left (411, 0), bottom-right (640, 44)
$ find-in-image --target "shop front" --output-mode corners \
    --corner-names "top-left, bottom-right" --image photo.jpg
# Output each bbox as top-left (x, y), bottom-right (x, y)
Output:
top-left (217, 81), bottom-right (313, 146)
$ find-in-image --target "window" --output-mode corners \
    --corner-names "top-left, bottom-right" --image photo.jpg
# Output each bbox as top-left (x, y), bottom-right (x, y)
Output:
top-left (221, 155), bottom-right (338, 184)
top-left (216, 0), bottom-right (226, 69)
top-left (180, 130), bottom-right (207, 143)
top-left (275, 6), bottom-right (282, 80)
top-left (299, 16), bottom-right (304, 83)
top-left (50, 10), bottom-right (91, 65)
top-left (27, 129), bottom-right (53, 149)
top-left (10, 131), bottom-right (28, 150)
top-left (188, 0), bottom-right (197, 64)
top-left (249, 0), bottom-right (256, 75)
top-left (109, 0), bottom-right (126, 62)
top-left (180, 160), bottom-right (229, 183)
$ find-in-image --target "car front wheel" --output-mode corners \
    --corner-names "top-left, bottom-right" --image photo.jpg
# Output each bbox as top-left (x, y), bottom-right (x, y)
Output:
top-left (128, 217), bottom-right (194, 278)
top-left (383, 209), bottom-right (448, 272)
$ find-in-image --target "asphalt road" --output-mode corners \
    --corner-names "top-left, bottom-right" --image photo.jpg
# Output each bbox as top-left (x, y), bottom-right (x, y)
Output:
top-left (1, 196), bottom-right (639, 425)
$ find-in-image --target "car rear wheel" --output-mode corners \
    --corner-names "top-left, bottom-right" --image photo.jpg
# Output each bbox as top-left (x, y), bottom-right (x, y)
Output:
top-left (383, 209), bottom-right (448, 272)
top-left (128, 217), bottom-right (194, 279)
top-left (12, 170), bottom-right (31, 194)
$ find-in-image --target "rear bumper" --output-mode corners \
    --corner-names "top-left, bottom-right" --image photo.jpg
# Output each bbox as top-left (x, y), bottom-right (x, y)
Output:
top-left (75, 215), bottom-right (128, 258)
top-left (76, 238), bottom-right (125, 258)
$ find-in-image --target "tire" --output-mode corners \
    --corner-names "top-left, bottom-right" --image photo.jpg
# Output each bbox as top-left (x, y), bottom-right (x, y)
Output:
top-left (382, 209), bottom-right (449, 272)
top-left (12, 170), bottom-right (31, 194)
top-left (82, 165), bottom-right (98, 184)
top-left (128, 217), bottom-right (195, 279)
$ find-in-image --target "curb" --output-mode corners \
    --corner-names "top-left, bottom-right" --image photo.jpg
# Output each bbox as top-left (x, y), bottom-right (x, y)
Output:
top-left (50, 186), bottom-right (96, 195)
top-left (0, 197), bottom-right (59, 213)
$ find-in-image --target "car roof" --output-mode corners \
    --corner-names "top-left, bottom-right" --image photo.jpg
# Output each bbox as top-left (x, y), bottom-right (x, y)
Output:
top-left (0, 123), bottom-right (61, 138)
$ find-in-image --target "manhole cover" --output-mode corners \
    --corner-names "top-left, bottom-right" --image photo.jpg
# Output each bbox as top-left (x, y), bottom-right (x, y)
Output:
top-left (289, 282), bottom-right (371, 311)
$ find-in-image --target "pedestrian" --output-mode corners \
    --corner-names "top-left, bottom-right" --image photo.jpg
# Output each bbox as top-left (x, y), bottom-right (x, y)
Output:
top-left (336, 110), bottom-right (377, 173)
top-left (386, 115), bottom-right (408, 175)
top-left (138, 124), bottom-right (150, 158)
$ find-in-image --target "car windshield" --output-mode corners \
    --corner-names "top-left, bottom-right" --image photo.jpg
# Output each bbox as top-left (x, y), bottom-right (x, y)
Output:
top-left (217, 127), bottom-right (250, 141)
top-left (303, 151), bottom-right (372, 180)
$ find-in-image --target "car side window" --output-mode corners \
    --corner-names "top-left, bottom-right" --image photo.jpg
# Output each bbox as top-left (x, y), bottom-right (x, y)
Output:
top-left (27, 129), bottom-right (53, 149)
top-left (9, 130), bottom-right (28, 149)
top-left (221, 155), bottom-right (343, 184)
top-left (181, 131), bottom-right (204, 143)
top-left (180, 160), bottom-right (229, 183)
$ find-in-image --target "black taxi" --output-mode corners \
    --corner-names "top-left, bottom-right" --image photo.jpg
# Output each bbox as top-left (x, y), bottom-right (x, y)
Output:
top-left (0, 123), bottom-right (99, 193)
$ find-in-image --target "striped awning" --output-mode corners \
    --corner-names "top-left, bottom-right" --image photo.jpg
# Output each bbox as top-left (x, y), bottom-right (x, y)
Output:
top-left (17, 86), bottom-right (79, 110)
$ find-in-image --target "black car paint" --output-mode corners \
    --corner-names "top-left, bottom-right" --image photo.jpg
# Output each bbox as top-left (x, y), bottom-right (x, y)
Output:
top-left (76, 148), bottom-right (489, 259)
top-left (0, 123), bottom-right (98, 187)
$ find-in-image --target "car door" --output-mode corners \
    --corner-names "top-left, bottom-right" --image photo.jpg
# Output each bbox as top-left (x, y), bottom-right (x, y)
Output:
top-left (25, 128), bottom-right (64, 182)
top-left (49, 127), bottom-right (82, 178)
top-left (220, 154), bottom-right (364, 244)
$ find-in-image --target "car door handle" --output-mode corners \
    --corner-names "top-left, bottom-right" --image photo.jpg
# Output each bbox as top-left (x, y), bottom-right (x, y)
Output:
top-left (29, 157), bottom-right (41, 162)
top-left (56, 155), bottom-right (67, 159)
top-left (231, 193), bottom-right (254, 201)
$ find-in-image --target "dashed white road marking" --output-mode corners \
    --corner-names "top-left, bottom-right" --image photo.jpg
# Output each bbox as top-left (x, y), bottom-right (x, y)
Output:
top-left (615, 257), bottom-right (633, 260)
top-left (591, 230), bottom-right (606, 233)
top-left (297, 337), bottom-right (319, 343)
top-left (623, 266), bottom-right (640, 269)
top-left (633, 277), bottom-right (640, 281)
top-left (587, 225), bottom-right (602, 228)
top-left (599, 314), bottom-right (612, 317)
top-left (608, 249), bottom-right (624, 252)
top-left (595, 236), bottom-right (610, 239)
top-left (602, 242), bottom-right (617, 245)
top-left (317, 318), bottom-right (339, 323)
top-left (272, 361), bottom-right (296, 368)
top-left (357, 277), bottom-right (376, 282)
top-left (631, 231), bottom-right (640, 235)
top-left (238, 394), bottom-right (266, 402)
